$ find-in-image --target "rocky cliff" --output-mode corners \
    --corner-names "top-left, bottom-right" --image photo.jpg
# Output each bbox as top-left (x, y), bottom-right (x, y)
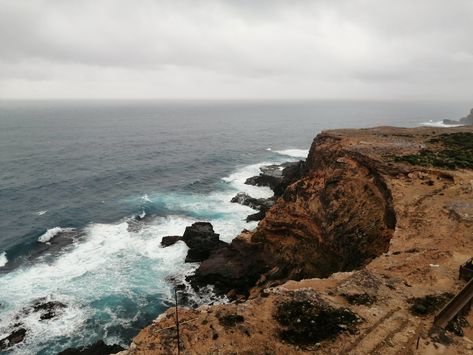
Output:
top-left (120, 126), bottom-right (473, 355)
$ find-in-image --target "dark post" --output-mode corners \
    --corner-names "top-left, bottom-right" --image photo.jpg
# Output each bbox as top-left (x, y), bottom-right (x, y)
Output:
top-left (175, 288), bottom-right (180, 355)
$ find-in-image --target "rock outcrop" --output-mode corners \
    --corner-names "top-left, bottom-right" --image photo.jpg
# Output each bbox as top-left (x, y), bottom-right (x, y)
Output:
top-left (123, 125), bottom-right (473, 355)
top-left (244, 160), bottom-right (307, 196)
top-left (230, 192), bottom-right (275, 221)
top-left (443, 108), bottom-right (473, 125)
top-left (161, 222), bottom-right (226, 263)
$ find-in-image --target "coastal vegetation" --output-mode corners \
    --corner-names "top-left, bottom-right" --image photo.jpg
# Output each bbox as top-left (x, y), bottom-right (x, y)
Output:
top-left (394, 132), bottom-right (473, 169)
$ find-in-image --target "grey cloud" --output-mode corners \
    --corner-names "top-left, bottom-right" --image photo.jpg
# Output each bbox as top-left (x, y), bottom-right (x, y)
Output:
top-left (0, 0), bottom-right (472, 99)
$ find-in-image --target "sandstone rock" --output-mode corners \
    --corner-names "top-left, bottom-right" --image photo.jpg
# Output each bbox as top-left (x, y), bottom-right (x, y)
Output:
top-left (274, 160), bottom-right (307, 196)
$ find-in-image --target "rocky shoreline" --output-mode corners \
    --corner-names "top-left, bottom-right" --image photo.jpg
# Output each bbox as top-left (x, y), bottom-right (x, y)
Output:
top-left (4, 125), bottom-right (473, 354)
top-left (120, 125), bottom-right (473, 354)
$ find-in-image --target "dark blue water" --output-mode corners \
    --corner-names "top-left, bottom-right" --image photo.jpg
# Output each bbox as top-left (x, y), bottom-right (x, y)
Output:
top-left (0, 100), bottom-right (468, 353)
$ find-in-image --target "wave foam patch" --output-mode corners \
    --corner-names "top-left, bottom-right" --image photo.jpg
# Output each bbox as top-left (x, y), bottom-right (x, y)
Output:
top-left (222, 162), bottom-right (274, 199)
top-left (0, 252), bottom-right (7, 267)
top-left (421, 120), bottom-right (463, 128)
top-left (37, 227), bottom-right (74, 243)
top-left (0, 295), bottom-right (88, 355)
top-left (0, 217), bottom-right (198, 354)
top-left (274, 149), bottom-right (309, 158)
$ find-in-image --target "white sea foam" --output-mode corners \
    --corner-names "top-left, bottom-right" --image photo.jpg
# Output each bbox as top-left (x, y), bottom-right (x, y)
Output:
top-left (0, 252), bottom-right (7, 267)
top-left (36, 210), bottom-right (47, 216)
top-left (37, 227), bottom-right (70, 243)
top-left (421, 120), bottom-right (463, 128)
top-left (141, 194), bottom-right (152, 202)
top-left (222, 162), bottom-right (274, 199)
top-left (274, 148), bottom-right (309, 158)
top-left (0, 218), bottom-right (196, 353)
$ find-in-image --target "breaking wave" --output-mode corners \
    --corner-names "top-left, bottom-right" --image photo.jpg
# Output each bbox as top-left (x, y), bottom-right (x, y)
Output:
top-left (37, 227), bottom-right (74, 243)
top-left (0, 252), bottom-right (7, 268)
top-left (274, 148), bottom-right (309, 158)
top-left (421, 120), bottom-right (463, 128)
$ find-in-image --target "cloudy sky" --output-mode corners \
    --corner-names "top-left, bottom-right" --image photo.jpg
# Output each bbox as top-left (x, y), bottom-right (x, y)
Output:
top-left (0, 0), bottom-right (472, 100)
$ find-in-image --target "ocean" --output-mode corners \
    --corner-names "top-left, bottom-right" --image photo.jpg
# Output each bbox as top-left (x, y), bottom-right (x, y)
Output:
top-left (0, 99), bottom-right (468, 353)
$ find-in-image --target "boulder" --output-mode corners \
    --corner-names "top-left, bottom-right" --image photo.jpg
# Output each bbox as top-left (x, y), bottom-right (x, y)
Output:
top-left (161, 222), bottom-right (227, 263)
top-left (182, 222), bottom-right (226, 262)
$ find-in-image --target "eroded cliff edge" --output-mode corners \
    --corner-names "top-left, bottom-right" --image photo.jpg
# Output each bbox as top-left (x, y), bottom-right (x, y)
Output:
top-left (121, 126), bottom-right (473, 354)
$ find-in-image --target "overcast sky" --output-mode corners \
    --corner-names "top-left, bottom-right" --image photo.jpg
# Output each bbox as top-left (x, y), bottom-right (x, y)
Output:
top-left (0, 0), bottom-right (472, 100)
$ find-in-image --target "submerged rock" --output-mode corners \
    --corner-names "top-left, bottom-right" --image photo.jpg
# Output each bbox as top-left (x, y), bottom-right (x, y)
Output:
top-left (31, 299), bottom-right (67, 321)
top-left (58, 340), bottom-right (125, 355)
top-left (0, 328), bottom-right (26, 351)
top-left (0, 298), bottom-right (68, 350)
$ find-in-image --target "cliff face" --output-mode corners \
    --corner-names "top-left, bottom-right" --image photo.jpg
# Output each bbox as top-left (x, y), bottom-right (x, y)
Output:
top-left (253, 133), bottom-right (396, 278)
top-left (189, 131), bottom-right (398, 298)
top-left (121, 126), bottom-right (473, 355)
